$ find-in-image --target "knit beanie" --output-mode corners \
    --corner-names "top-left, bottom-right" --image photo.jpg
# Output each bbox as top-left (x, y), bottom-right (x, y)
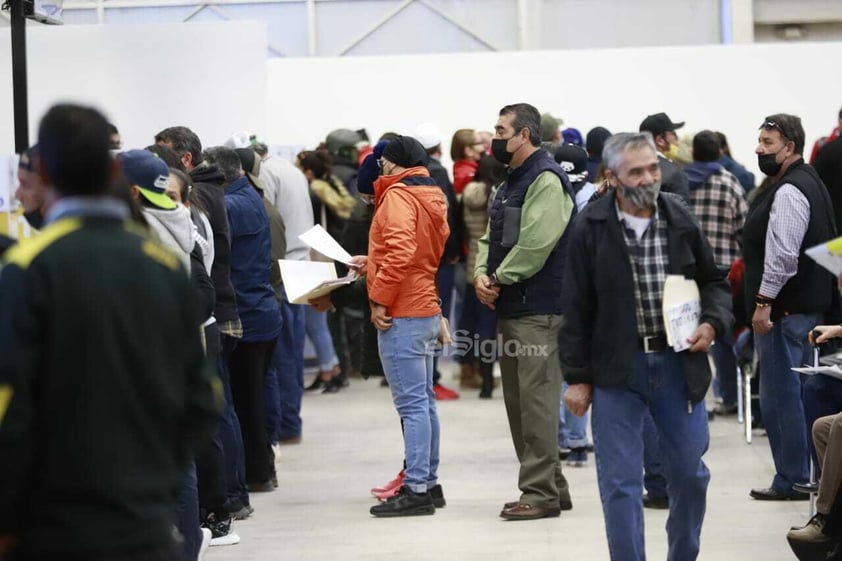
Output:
top-left (382, 136), bottom-right (428, 169)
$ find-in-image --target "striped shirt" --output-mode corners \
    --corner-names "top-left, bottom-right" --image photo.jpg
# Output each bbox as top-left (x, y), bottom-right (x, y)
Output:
top-left (759, 184), bottom-right (810, 298)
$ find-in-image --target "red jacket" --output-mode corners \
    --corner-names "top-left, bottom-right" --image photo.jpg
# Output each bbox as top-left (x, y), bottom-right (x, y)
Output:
top-left (367, 167), bottom-right (450, 318)
top-left (453, 159), bottom-right (478, 195)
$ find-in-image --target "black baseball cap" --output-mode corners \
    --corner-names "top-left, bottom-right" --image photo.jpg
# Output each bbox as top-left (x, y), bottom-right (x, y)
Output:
top-left (639, 113), bottom-right (685, 137)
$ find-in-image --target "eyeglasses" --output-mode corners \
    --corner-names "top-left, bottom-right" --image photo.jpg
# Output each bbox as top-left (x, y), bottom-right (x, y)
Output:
top-left (760, 120), bottom-right (791, 141)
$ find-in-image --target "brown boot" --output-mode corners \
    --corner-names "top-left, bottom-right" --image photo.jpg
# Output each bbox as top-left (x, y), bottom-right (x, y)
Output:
top-left (459, 362), bottom-right (482, 389)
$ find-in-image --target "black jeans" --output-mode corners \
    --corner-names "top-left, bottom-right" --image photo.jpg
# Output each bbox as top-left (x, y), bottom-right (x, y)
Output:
top-left (229, 339), bottom-right (277, 484)
top-left (197, 323), bottom-right (227, 516)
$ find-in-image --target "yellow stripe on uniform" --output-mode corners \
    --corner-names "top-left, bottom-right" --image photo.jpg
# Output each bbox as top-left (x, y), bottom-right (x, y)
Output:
top-left (3, 218), bottom-right (83, 269)
top-left (142, 240), bottom-right (180, 271)
top-left (0, 385), bottom-right (14, 428)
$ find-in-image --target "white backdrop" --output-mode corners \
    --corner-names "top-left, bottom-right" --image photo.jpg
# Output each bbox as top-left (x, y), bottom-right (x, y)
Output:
top-left (0, 21), bottom-right (268, 155)
top-left (1, 22), bottom-right (840, 180)
top-left (266, 42), bottom-right (842, 175)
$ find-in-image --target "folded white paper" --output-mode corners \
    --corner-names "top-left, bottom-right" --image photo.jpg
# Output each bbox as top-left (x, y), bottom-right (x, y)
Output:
top-left (662, 275), bottom-right (701, 352)
top-left (298, 224), bottom-right (353, 265)
top-left (806, 236), bottom-right (842, 277)
top-left (279, 259), bottom-right (356, 305)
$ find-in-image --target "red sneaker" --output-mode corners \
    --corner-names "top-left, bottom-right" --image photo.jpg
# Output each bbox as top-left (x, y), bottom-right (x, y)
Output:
top-left (371, 469), bottom-right (404, 497)
top-left (434, 383), bottom-right (460, 401)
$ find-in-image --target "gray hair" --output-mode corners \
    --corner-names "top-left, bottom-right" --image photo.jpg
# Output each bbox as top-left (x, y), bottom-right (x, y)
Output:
top-left (203, 146), bottom-right (243, 183)
top-left (602, 132), bottom-right (657, 173)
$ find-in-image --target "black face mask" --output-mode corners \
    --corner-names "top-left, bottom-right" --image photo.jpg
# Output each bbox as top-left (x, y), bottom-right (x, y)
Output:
top-left (757, 150), bottom-right (784, 177)
top-left (23, 208), bottom-right (44, 230)
top-left (491, 138), bottom-right (514, 165)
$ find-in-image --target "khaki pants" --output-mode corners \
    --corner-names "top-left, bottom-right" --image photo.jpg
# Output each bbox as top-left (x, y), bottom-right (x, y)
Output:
top-left (498, 314), bottom-right (569, 508)
top-left (813, 413), bottom-right (842, 514)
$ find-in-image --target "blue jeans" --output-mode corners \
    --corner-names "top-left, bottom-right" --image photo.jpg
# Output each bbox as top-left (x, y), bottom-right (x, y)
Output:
top-left (711, 335), bottom-right (738, 406)
top-left (457, 284), bottom-right (498, 363)
top-left (276, 298), bottom-right (306, 439)
top-left (378, 315), bottom-right (441, 493)
top-left (559, 381), bottom-right (589, 449)
top-left (755, 313), bottom-right (817, 491)
top-left (643, 411), bottom-right (667, 499)
top-left (218, 333), bottom-right (249, 507)
top-left (592, 349), bottom-right (710, 561)
top-left (175, 462), bottom-right (200, 561)
top-left (304, 305), bottom-right (339, 372)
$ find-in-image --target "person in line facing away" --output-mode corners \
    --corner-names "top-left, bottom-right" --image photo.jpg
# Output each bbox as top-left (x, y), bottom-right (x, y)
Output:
top-left (561, 132), bottom-right (732, 561)
top-left (353, 136), bottom-right (450, 518)
top-left (0, 103), bottom-right (220, 561)
top-left (155, 127), bottom-right (252, 519)
top-left (744, 114), bottom-right (837, 502)
top-left (474, 103), bottom-right (576, 521)
top-left (204, 146), bottom-right (283, 494)
top-left (684, 130), bottom-right (749, 418)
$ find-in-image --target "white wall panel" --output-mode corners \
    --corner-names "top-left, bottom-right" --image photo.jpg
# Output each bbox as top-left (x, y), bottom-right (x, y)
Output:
top-left (0, 21), bottom-right (268, 154)
top-left (266, 42), bottom-right (842, 176)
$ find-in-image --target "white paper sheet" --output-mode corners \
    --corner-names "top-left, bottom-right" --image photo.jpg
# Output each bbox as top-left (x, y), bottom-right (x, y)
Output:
top-left (278, 259), bottom-right (356, 305)
top-left (806, 236), bottom-right (842, 277)
top-left (662, 275), bottom-right (701, 352)
top-left (298, 224), bottom-right (353, 265)
top-left (792, 365), bottom-right (842, 381)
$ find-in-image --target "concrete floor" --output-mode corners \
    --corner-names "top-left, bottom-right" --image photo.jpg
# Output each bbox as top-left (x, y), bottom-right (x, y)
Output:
top-left (209, 364), bottom-right (805, 561)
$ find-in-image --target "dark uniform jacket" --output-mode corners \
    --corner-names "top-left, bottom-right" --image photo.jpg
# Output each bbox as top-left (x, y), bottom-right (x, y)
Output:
top-left (0, 211), bottom-right (219, 557)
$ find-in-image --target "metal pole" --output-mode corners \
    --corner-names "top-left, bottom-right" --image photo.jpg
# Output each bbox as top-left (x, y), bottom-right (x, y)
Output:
top-left (11, 0), bottom-right (29, 153)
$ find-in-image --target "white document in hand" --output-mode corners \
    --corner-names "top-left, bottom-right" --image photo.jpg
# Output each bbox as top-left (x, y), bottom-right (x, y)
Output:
top-left (298, 224), bottom-right (353, 265)
top-left (662, 275), bottom-right (701, 352)
top-left (792, 364), bottom-right (842, 381)
top-left (278, 260), bottom-right (356, 305)
top-left (806, 236), bottom-right (842, 277)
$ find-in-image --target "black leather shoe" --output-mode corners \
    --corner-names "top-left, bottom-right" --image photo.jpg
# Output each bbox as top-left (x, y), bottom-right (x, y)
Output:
top-left (643, 494), bottom-right (669, 509)
top-left (503, 499), bottom-right (572, 511)
top-left (370, 487), bottom-right (435, 517)
top-left (793, 481), bottom-right (819, 494)
top-left (429, 484), bottom-right (446, 508)
top-left (305, 377), bottom-right (327, 391)
top-left (500, 503), bottom-right (561, 520)
top-left (750, 486), bottom-right (810, 501)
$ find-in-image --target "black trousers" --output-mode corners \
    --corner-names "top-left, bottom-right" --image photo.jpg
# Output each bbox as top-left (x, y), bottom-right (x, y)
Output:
top-left (196, 323), bottom-right (227, 516)
top-left (229, 338), bottom-right (277, 484)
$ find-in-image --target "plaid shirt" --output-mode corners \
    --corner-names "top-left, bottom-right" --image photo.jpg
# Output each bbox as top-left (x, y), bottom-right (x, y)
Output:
top-left (689, 169), bottom-right (748, 270)
top-left (616, 204), bottom-right (669, 338)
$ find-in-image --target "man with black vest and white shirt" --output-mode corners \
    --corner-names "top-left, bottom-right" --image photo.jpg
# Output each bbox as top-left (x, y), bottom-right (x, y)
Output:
top-left (474, 103), bottom-right (576, 521)
top-left (745, 114), bottom-right (837, 502)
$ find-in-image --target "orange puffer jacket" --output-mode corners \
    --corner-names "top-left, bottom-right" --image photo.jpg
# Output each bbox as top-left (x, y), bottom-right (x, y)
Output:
top-left (367, 167), bottom-right (450, 318)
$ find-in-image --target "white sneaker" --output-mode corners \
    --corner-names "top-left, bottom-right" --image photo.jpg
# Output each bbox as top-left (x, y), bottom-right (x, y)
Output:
top-left (198, 527), bottom-right (212, 559)
top-left (209, 529), bottom-right (240, 547)
top-left (204, 513), bottom-right (241, 547)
